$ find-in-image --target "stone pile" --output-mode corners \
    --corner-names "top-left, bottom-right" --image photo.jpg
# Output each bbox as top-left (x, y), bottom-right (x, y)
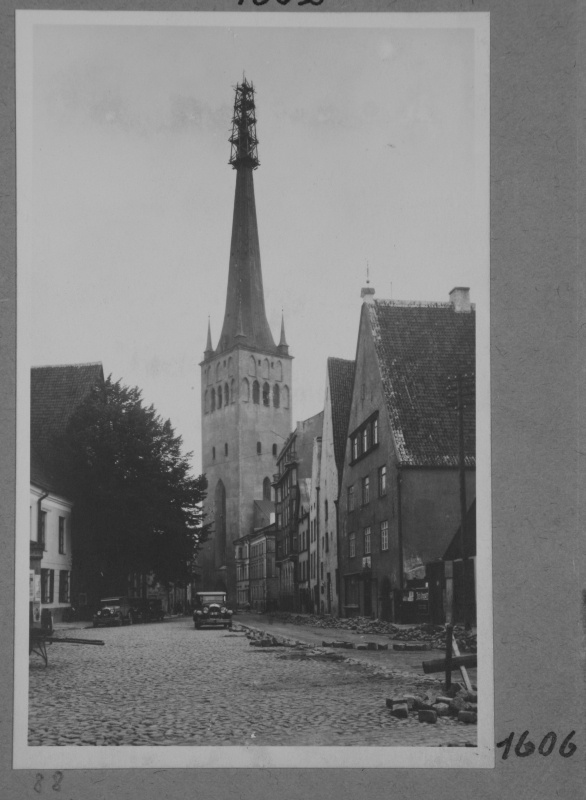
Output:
top-left (386, 683), bottom-right (478, 725)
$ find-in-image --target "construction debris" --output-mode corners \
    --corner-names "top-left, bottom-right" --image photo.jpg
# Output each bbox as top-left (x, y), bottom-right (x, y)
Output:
top-left (386, 685), bottom-right (478, 725)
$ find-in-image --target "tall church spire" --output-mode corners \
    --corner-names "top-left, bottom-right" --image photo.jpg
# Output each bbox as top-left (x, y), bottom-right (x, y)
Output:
top-left (216, 79), bottom-right (276, 356)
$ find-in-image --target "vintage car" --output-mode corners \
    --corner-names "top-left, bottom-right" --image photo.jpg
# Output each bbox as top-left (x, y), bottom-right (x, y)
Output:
top-left (130, 598), bottom-right (166, 623)
top-left (193, 592), bottom-right (233, 629)
top-left (92, 596), bottom-right (134, 627)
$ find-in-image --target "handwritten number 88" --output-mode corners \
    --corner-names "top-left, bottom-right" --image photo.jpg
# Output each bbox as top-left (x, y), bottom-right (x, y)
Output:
top-left (497, 731), bottom-right (576, 759)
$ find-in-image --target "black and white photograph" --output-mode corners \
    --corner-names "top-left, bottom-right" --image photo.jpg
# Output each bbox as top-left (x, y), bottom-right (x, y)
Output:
top-left (15, 10), bottom-right (491, 769)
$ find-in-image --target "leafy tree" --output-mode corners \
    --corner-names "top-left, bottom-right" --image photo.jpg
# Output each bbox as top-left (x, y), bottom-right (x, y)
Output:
top-left (56, 376), bottom-right (209, 600)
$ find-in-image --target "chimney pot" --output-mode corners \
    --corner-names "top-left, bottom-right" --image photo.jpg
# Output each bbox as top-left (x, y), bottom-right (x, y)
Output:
top-left (449, 286), bottom-right (471, 313)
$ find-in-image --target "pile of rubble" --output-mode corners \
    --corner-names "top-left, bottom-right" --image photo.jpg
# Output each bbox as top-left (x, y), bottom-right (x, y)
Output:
top-left (263, 613), bottom-right (477, 653)
top-left (386, 683), bottom-right (478, 725)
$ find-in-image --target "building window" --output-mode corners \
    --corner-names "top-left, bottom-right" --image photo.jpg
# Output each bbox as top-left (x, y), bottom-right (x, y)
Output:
top-left (224, 443), bottom-right (228, 456)
top-left (204, 390), bottom-right (209, 414)
top-left (373, 417), bottom-right (379, 445)
top-left (224, 381), bottom-right (230, 404)
top-left (41, 569), bottom-right (54, 604)
top-left (263, 477), bottom-right (271, 501)
top-left (263, 382), bottom-right (270, 406)
top-left (253, 380), bottom-right (260, 404)
top-left (217, 385), bottom-right (223, 408)
top-left (378, 464), bottom-right (387, 497)
top-left (351, 435), bottom-right (358, 462)
top-left (273, 384), bottom-right (280, 408)
top-left (275, 360), bottom-right (283, 381)
top-left (272, 443), bottom-right (277, 457)
top-left (257, 441), bottom-right (262, 455)
top-left (364, 526), bottom-right (371, 555)
top-left (216, 362), bottom-right (221, 382)
top-left (349, 533), bottom-right (356, 559)
top-left (347, 485), bottom-right (354, 512)
top-left (362, 475), bottom-right (370, 505)
top-left (39, 510), bottom-right (47, 549)
top-left (241, 377), bottom-right (250, 402)
top-left (230, 379), bottom-right (235, 403)
top-left (362, 426), bottom-right (369, 453)
top-left (59, 570), bottom-right (70, 603)
top-left (212, 446), bottom-right (216, 460)
top-left (350, 413), bottom-right (379, 462)
top-left (211, 388), bottom-right (216, 412)
top-left (228, 356), bottom-right (233, 375)
top-left (249, 355), bottom-right (256, 376)
top-left (58, 517), bottom-right (65, 554)
top-left (381, 520), bottom-right (389, 551)
top-left (283, 385), bottom-right (290, 409)
top-left (325, 500), bottom-right (328, 521)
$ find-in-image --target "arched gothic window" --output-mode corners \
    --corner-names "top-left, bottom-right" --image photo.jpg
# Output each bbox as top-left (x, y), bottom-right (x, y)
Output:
top-left (275, 360), bottom-right (283, 381)
top-left (283, 385), bottom-right (290, 409)
top-left (262, 358), bottom-right (269, 379)
top-left (225, 443), bottom-right (228, 456)
top-left (263, 477), bottom-right (271, 501)
top-left (273, 384), bottom-right (280, 408)
top-left (272, 443), bottom-right (278, 457)
top-left (241, 377), bottom-right (250, 402)
top-left (211, 388), bottom-right (216, 412)
top-left (216, 362), bottom-right (221, 382)
top-left (248, 356), bottom-right (256, 376)
top-left (252, 380), bottom-right (260, 404)
top-left (204, 390), bottom-right (209, 414)
top-left (214, 480), bottom-right (227, 569)
top-left (224, 382), bottom-right (230, 405)
top-left (228, 357), bottom-right (233, 376)
top-left (206, 366), bottom-right (211, 385)
top-left (262, 382), bottom-right (270, 406)
top-left (230, 379), bottom-right (235, 403)
top-left (257, 441), bottom-right (262, 455)
top-left (217, 385), bottom-right (222, 408)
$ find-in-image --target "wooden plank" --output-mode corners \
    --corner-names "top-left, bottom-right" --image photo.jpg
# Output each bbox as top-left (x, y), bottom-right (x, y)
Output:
top-left (451, 634), bottom-right (473, 692)
top-left (421, 653), bottom-right (477, 674)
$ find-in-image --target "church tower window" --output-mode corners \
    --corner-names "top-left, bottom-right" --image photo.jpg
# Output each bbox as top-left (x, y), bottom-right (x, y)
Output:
top-left (257, 441), bottom-right (262, 455)
top-left (272, 443), bottom-right (278, 457)
top-left (283, 385), bottom-right (290, 409)
top-left (248, 356), bottom-right (256, 376)
top-left (204, 390), bottom-right (209, 414)
top-left (217, 385), bottom-right (223, 408)
top-left (275, 360), bottom-right (283, 381)
top-left (224, 382), bottom-right (230, 404)
top-left (253, 381), bottom-right (260, 404)
top-left (212, 446), bottom-right (216, 460)
top-left (228, 357), bottom-right (233, 375)
top-left (262, 358), bottom-right (269, 379)
top-left (263, 477), bottom-right (271, 501)
top-left (211, 388), bottom-right (216, 412)
top-left (241, 378), bottom-right (250, 402)
top-left (216, 362), bottom-right (221, 382)
top-left (262, 382), bottom-right (270, 406)
top-left (225, 443), bottom-right (228, 456)
top-left (230, 379), bottom-right (235, 403)
top-left (273, 384), bottom-right (280, 408)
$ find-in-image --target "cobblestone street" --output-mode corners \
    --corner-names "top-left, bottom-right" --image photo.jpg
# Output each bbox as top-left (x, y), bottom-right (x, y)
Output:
top-left (29, 618), bottom-right (477, 747)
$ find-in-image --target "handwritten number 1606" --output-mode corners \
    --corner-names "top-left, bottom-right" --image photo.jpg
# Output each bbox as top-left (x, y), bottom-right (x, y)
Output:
top-left (497, 730), bottom-right (576, 759)
top-left (238, 1), bottom-right (324, 6)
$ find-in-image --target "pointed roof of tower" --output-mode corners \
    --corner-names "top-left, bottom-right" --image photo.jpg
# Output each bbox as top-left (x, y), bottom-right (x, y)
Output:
top-left (204, 318), bottom-right (213, 356)
top-left (215, 80), bottom-right (280, 357)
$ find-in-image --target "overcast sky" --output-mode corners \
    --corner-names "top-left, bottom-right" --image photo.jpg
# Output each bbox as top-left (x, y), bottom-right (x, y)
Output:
top-left (23, 13), bottom-right (487, 473)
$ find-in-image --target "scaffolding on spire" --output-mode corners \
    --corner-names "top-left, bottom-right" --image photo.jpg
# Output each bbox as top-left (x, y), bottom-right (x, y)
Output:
top-left (229, 78), bottom-right (260, 169)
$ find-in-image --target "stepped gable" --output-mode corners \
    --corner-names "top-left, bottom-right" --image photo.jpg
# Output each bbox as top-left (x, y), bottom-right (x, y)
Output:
top-left (31, 362), bottom-right (104, 493)
top-left (367, 299), bottom-right (475, 468)
top-left (327, 357), bottom-right (355, 477)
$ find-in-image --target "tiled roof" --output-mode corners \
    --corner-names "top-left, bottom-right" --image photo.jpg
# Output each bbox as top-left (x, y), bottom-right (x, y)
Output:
top-left (31, 363), bottom-right (104, 493)
top-left (327, 357), bottom-right (355, 476)
top-left (367, 300), bottom-right (475, 468)
top-left (253, 499), bottom-right (274, 529)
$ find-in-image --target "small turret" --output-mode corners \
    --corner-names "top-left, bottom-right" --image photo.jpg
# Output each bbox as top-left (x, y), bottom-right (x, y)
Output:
top-left (204, 318), bottom-right (214, 359)
top-left (278, 311), bottom-right (289, 355)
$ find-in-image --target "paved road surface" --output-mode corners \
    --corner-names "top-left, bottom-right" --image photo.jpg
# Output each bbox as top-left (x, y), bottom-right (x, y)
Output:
top-left (28, 617), bottom-right (477, 747)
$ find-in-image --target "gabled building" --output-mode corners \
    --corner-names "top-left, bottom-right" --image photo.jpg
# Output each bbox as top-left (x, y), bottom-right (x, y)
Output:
top-left (273, 412), bottom-right (323, 611)
top-left (312, 357), bottom-right (355, 616)
top-left (338, 286), bottom-right (475, 623)
top-left (198, 79), bottom-right (293, 606)
top-left (30, 362), bottom-right (104, 622)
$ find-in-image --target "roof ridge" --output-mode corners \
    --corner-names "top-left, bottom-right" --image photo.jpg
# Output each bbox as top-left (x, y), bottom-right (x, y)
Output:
top-left (32, 361), bottom-right (103, 370)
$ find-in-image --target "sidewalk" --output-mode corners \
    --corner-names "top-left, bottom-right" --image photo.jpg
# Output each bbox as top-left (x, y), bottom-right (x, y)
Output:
top-left (234, 612), bottom-right (476, 683)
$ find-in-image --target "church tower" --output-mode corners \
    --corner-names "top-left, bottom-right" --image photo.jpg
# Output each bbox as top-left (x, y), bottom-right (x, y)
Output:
top-left (198, 80), bottom-right (293, 604)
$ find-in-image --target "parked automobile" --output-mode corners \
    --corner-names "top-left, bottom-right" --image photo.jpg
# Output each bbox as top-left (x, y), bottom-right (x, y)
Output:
top-left (129, 598), bottom-right (166, 623)
top-left (92, 596), bottom-right (134, 627)
top-left (193, 592), bottom-right (233, 629)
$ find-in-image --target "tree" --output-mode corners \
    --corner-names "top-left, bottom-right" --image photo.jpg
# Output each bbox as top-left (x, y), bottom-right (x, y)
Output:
top-left (56, 376), bottom-right (209, 599)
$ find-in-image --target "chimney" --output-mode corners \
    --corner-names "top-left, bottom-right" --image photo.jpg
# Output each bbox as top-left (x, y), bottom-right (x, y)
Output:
top-left (361, 285), bottom-right (375, 304)
top-left (449, 287), bottom-right (471, 313)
